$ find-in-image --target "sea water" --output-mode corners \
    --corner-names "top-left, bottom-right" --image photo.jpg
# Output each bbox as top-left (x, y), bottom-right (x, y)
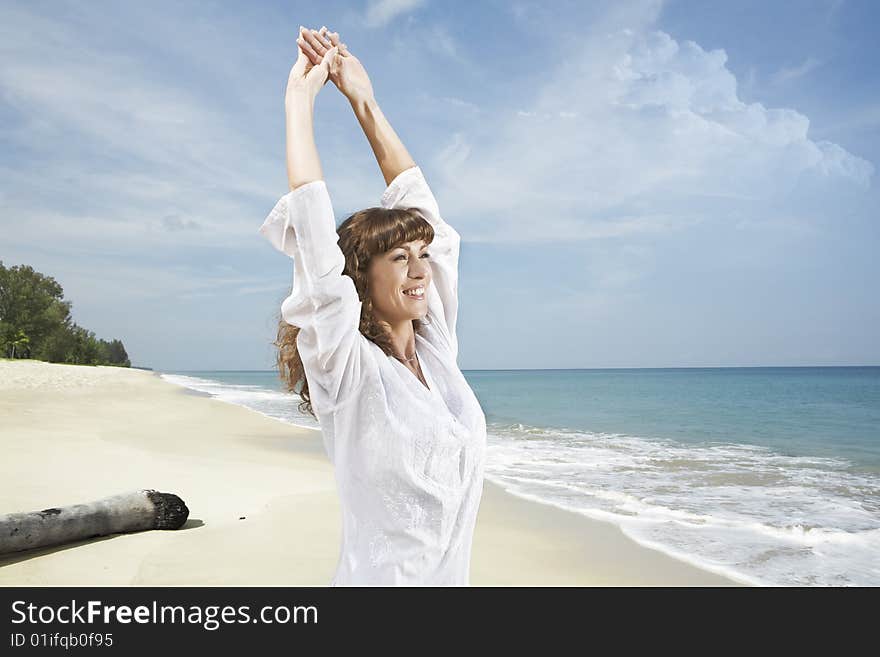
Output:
top-left (160, 366), bottom-right (880, 586)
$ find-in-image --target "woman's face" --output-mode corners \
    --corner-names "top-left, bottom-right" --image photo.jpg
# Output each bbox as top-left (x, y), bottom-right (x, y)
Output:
top-left (367, 239), bottom-right (431, 325)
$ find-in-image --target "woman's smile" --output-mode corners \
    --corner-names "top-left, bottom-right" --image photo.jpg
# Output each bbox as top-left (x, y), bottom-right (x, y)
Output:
top-left (402, 285), bottom-right (425, 300)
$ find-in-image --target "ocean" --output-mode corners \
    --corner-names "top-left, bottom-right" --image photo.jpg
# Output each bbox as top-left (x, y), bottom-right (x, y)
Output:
top-left (159, 366), bottom-right (880, 586)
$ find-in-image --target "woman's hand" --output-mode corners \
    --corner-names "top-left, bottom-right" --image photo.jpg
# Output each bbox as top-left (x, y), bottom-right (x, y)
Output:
top-left (298, 27), bottom-right (375, 105)
top-left (284, 25), bottom-right (338, 107)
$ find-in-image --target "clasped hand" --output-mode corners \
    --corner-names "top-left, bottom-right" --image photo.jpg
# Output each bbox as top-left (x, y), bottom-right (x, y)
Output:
top-left (285, 25), bottom-right (375, 107)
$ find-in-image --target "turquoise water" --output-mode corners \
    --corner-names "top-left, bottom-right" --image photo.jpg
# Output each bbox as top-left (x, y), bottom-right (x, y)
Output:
top-left (468, 367), bottom-right (880, 471)
top-left (160, 366), bottom-right (880, 586)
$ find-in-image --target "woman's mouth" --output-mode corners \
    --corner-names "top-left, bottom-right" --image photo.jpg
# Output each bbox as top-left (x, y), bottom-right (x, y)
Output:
top-left (402, 285), bottom-right (425, 300)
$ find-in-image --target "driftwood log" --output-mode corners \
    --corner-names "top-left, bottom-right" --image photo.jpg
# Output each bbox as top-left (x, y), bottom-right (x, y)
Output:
top-left (0, 489), bottom-right (189, 555)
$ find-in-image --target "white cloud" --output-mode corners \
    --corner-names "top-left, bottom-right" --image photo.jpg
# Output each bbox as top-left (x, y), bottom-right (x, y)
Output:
top-left (422, 23), bottom-right (466, 64)
top-left (364, 0), bottom-right (427, 29)
top-left (433, 132), bottom-right (471, 174)
top-left (769, 56), bottom-right (823, 85)
top-left (424, 22), bottom-right (874, 246)
top-left (386, 19), bottom-right (468, 67)
top-left (6, 251), bottom-right (273, 307)
top-left (162, 214), bottom-right (203, 232)
top-left (824, 0), bottom-right (846, 23)
top-left (0, 4), bottom-right (283, 254)
top-left (814, 102), bottom-right (880, 136)
top-left (438, 95), bottom-right (482, 113)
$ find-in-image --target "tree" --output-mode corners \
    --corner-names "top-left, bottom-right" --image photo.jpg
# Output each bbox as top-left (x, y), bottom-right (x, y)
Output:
top-left (0, 262), bottom-right (71, 354)
top-left (102, 338), bottom-right (130, 366)
top-left (34, 325), bottom-right (78, 363)
top-left (0, 261), bottom-right (131, 367)
top-left (9, 329), bottom-right (30, 359)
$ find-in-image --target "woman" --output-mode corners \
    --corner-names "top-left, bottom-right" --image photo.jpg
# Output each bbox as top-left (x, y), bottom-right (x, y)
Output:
top-left (258, 25), bottom-right (488, 586)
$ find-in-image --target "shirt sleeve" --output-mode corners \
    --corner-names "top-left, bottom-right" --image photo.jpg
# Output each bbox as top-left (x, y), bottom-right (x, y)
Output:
top-left (380, 166), bottom-right (460, 360)
top-left (258, 180), bottom-right (365, 407)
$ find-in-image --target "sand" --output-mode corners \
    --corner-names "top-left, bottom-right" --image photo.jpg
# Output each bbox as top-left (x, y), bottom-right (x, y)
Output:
top-left (0, 358), bottom-right (747, 586)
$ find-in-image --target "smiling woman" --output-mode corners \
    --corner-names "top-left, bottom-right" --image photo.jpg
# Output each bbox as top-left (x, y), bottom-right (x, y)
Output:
top-left (256, 25), bottom-right (487, 586)
top-left (268, 202), bottom-right (438, 410)
top-left (371, 239), bottom-right (432, 327)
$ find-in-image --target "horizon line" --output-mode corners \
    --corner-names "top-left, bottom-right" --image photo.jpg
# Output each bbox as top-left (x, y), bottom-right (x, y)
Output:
top-left (150, 364), bottom-right (880, 373)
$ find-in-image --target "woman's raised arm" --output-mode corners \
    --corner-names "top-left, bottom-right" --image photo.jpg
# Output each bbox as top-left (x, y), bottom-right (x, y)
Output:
top-left (285, 26), bottom-right (338, 189)
top-left (299, 28), bottom-right (461, 359)
top-left (285, 100), bottom-right (322, 190)
top-left (298, 28), bottom-right (415, 185)
top-left (351, 96), bottom-right (417, 187)
top-left (259, 31), bottom-right (364, 412)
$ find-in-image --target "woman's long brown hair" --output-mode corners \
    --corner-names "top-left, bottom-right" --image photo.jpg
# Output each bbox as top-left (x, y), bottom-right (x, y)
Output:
top-left (273, 205), bottom-right (435, 418)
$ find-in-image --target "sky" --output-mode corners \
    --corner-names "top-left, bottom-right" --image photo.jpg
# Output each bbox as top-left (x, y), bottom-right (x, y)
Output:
top-left (1, 0), bottom-right (877, 371)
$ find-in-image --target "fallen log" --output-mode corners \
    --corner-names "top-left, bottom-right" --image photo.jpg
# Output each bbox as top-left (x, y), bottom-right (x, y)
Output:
top-left (0, 489), bottom-right (189, 555)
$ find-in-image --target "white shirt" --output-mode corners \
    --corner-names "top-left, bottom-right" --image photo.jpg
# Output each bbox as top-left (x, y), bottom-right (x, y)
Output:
top-left (258, 166), bottom-right (487, 586)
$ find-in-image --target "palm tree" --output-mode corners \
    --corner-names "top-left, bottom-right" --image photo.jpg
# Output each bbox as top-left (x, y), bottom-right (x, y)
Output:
top-left (9, 329), bottom-right (29, 359)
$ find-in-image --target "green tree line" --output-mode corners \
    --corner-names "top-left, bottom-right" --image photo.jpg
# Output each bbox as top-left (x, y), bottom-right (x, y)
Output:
top-left (0, 261), bottom-right (131, 367)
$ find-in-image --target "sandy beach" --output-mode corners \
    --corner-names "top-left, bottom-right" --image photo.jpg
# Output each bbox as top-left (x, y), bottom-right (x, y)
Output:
top-left (0, 359), bottom-right (746, 586)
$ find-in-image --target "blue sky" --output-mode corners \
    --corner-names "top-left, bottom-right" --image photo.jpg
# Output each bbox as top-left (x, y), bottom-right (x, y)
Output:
top-left (1, 0), bottom-right (877, 371)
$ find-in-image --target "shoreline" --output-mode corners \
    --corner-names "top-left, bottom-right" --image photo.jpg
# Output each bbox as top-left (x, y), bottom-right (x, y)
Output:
top-left (0, 359), bottom-right (746, 586)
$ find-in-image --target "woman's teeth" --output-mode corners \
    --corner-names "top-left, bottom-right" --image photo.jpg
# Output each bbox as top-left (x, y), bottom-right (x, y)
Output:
top-left (403, 286), bottom-right (425, 299)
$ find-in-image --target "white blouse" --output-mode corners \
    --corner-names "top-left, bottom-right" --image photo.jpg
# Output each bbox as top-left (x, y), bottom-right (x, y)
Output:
top-left (258, 166), bottom-right (487, 586)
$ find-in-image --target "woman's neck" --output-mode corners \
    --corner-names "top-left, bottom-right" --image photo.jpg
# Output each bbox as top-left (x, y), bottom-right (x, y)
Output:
top-left (383, 318), bottom-right (416, 360)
